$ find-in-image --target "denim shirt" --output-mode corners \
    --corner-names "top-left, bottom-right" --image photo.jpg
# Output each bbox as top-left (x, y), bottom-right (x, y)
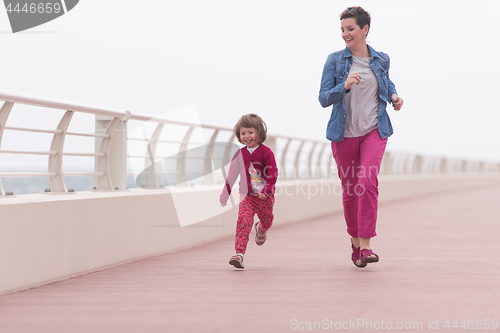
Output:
top-left (318, 45), bottom-right (398, 142)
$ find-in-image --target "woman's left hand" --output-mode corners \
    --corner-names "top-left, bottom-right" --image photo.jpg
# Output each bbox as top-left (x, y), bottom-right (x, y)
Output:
top-left (391, 94), bottom-right (404, 111)
top-left (258, 193), bottom-right (267, 200)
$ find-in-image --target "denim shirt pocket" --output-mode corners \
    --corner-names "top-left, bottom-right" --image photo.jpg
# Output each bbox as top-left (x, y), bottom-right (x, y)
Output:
top-left (334, 69), bottom-right (346, 88)
top-left (381, 70), bottom-right (389, 86)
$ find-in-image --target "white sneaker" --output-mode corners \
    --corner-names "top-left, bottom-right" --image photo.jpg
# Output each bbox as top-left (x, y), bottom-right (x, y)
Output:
top-left (229, 253), bottom-right (244, 269)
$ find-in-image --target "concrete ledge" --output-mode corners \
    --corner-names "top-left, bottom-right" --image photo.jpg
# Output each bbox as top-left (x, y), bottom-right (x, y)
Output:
top-left (1, 173), bottom-right (499, 294)
top-left (379, 172), bottom-right (500, 203)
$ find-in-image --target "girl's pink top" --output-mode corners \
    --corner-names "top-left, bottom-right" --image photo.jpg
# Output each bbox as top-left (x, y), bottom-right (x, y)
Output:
top-left (220, 144), bottom-right (278, 205)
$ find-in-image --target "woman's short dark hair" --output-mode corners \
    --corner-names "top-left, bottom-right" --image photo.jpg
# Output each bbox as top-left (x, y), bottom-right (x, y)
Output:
top-left (340, 6), bottom-right (371, 35)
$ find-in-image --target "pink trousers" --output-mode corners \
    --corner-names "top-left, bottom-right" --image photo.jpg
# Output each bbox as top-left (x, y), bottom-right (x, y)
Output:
top-left (235, 194), bottom-right (274, 254)
top-left (330, 129), bottom-right (387, 239)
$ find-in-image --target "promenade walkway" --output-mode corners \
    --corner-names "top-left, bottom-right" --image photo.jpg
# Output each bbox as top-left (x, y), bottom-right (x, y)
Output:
top-left (0, 184), bottom-right (499, 333)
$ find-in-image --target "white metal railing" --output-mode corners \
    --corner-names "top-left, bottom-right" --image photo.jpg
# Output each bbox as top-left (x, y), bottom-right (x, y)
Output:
top-left (0, 90), bottom-right (498, 196)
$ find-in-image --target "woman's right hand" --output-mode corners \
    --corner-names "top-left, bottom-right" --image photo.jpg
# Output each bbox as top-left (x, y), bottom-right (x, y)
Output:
top-left (344, 72), bottom-right (361, 91)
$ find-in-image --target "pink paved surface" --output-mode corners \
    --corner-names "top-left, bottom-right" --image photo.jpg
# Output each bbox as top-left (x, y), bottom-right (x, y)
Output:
top-left (1, 184), bottom-right (500, 333)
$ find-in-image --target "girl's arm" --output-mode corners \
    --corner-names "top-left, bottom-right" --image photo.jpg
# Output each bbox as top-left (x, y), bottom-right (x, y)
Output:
top-left (220, 150), bottom-right (243, 205)
top-left (261, 149), bottom-right (278, 196)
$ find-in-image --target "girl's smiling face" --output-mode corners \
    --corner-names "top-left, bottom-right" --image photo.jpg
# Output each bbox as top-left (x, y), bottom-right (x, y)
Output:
top-left (341, 17), bottom-right (368, 52)
top-left (239, 127), bottom-right (259, 148)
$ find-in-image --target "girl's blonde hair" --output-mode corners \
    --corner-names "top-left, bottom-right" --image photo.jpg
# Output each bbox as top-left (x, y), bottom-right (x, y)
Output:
top-left (234, 113), bottom-right (267, 144)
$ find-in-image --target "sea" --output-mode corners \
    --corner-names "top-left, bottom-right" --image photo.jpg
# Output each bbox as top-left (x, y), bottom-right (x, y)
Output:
top-left (1, 175), bottom-right (140, 195)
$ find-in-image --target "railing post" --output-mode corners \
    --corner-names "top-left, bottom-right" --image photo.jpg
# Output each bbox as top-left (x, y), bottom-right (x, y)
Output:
top-left (380, 151), bottom-right (392, 175)
top-left (176, 127), bottom-right (194, 185)
top-left (413, 155), bottom-right (424, 174)
top-left (95, 114), bottom-right (128, 190)
top-left (204, 129), bottom-right (219, 185)
top-left (295, 140), bottom-right (305, 179)
top-left (0, 101), bottom-right (14, 196)
top-left (401, 154), bottom-right (412, 174)
top-left (327, 144), bottom-right (335, 179)
top-left (281, 138), bottom-right (291, 179)
top-left (430, 157), bottom-right (440, 173)
top-left (48, 110), bottom-right (74, 193)
top-left (460, 160), bottom-right (467, 172)
top-left (439, 158), bottom-right (448, 173)
top-left (220, 135), bottom-right (236, 198)
top-left (317, 143), bottom-right (327, 178)
top-left (265, 135), bottom-right (277, 154)
top-left (308, 142), bottom-right (317, 179)
top-left (143, 123), bottom-right (164, 188)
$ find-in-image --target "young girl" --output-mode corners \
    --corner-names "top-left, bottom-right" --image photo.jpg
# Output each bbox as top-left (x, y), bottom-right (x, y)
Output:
top-left (318, 7), bottom-right (403, 267)
top-left (220, 113), bottom-right (278, 269)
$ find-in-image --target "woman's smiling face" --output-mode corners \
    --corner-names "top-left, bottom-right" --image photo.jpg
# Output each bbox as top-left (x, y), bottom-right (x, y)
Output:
top-left (341, 17), bottom-right (367, 51)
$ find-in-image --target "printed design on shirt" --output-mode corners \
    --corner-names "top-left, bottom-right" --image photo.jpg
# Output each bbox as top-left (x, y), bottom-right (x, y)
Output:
top-left (249, 162), bottom-right (265, 193)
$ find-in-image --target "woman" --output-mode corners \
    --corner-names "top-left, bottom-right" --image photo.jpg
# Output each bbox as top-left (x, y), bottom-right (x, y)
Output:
top-left (318, 6), bottom-right (403, 267)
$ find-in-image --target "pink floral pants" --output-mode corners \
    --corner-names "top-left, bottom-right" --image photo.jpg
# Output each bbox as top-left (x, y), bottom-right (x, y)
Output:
top-left (235, 194), bottom-right (275, 254)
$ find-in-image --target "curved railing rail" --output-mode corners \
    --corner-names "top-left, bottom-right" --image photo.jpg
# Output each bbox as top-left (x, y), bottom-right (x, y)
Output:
top-left (0, 90), bottom-right (498, 195)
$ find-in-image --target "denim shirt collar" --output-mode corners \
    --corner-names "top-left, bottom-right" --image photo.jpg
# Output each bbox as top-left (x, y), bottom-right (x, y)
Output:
top-left (342, 44), bottom-right (381, 60)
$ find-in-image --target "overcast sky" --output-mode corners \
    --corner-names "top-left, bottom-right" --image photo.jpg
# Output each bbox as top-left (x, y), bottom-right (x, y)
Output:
top-left (1, 0), bottom-right (499, 167)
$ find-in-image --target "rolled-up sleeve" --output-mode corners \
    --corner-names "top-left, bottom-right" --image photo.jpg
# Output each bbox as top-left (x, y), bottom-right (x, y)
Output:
top-left (384, 56), bottom-right (398, 103)
top-left (387, 76), bottom-right (398, 101)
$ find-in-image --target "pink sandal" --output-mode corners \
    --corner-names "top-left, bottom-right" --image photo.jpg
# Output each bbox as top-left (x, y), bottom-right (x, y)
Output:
top-left (359, 249), bottom-right (379, 265)
top-left (351, 240), bottom-right (367, 268)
